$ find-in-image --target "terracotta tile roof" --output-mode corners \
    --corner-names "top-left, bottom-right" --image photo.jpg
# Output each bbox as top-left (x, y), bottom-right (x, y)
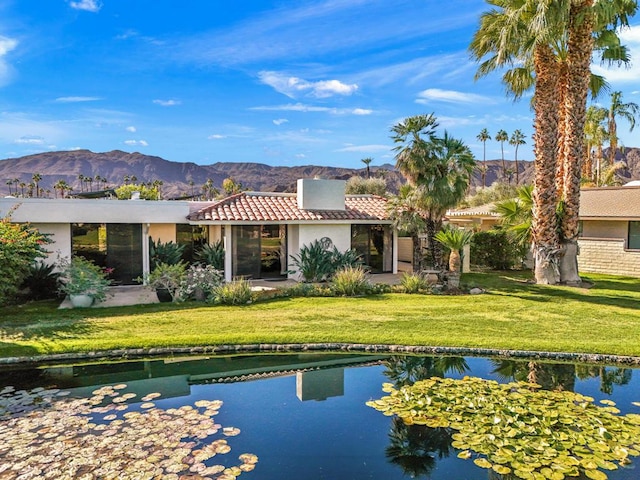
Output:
top-left (446, 203), bottom-right (499, 218)
top-left (580, 186), bottom-right (640, 219)
top-left (188, 192), bottom-right (390, 222)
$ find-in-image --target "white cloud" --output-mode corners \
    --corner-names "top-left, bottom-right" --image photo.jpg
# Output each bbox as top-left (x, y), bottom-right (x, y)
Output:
top-left (336, 144), bottom-right (391, 153)
top-left (69, 0), bottom-right (102, 12)
top-left (416, 88), bottom-right (494, 105)
top-left (295, 153), bottom-right (306, 159)
top-left (0, 36), bottom-right (18, 87)
top-left (273, 118), bottom-right (289, 126)
top-left (258, 71), bottom-right (358, 98)
top-left (126, 126), bottom-right (137, 132)
top-left (14, 135), bottom-right (45, 145)
top-left (250, 103), bottom-right (373, 115)
top-left (153, 99), bottom-right (181, 106)
top-left (55, 96), bottom-right (101, 103)
top-left (208, 134), bottom-right (226, 140)
top-left (124, 139), bottom-right (148, 146)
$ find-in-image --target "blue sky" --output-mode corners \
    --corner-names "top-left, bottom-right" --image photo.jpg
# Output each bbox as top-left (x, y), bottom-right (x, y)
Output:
top-left (0, 0), bottom-right (639, 169)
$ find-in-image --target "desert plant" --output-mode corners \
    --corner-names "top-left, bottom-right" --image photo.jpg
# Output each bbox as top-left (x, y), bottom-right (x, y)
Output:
top-left (331, 266), bottom-right (372, 296)
top-left (57, 256), bottom-right (111, 302)
top-left (195, 241), bottom-right (225, 270)
top-left (434, 227), bottom-right (473, 274)
top-left (399, 272), bottom-right (429, 294)
top-left (177, 264), bottom-right (223, 301)
top-left (149, 238), bottom-right (185, 270)
top-left (211, 279), bottom-right (253, 305)
top-left (289, 240), bottom-right (362, 283)
top-left (20, 261), bottom-right (61, 300)
top-left (144, 261), bottom-right (187, 301)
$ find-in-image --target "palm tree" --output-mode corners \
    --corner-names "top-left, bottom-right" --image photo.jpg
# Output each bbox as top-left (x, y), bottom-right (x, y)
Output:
top-left (31, 173), bottom-right (42, 198)
top-left (19, 182), bottom-right (26, 197)
top-left (391, 114), bottom-right (475, 269)
top-left (607, 90), bottom-right (639, 168)
top-left (584, 106), bottom-right (608, 184)
top-left (495, 129), bottom-right (509, 181)
top-left (476, 128), bottom-right (491, 187)
top-left (77, 174), bottom-right (85, 192)
top-left (494, 184), bottom-right (534, 249)
top-left (361, 157), bottom-right (373, 179)
top-left (470, 0), bottom-right (636, 284)
top-left (434, 226), bottom-right (473, 288)
top-left (509, 130), bottom-right (526, 185)
top-left (5, 180), bottom-right (13, 196)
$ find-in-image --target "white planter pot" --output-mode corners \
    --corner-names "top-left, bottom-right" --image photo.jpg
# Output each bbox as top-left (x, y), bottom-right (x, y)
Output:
top-left (69, 294), bottom-right (94, 308)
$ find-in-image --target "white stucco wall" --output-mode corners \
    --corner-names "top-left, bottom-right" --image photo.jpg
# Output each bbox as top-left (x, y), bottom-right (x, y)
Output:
top-left (0, 198), bottom-right (190, 223)
top-left (31, 223), bottom-right (71, 266)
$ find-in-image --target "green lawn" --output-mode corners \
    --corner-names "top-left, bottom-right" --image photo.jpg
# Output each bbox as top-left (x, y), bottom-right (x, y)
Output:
top-left (1, 271), bottom-right (640, 359)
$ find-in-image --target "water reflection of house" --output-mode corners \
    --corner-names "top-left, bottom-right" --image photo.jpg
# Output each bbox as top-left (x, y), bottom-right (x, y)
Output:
top-left (39, 354), bottom-right (385, 403)
top-left (1, 178), bottom-right (397, 284)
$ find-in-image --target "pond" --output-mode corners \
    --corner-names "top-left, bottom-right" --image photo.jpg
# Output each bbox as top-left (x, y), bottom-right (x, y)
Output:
top-left (0, 353), bottom-right (639, 479)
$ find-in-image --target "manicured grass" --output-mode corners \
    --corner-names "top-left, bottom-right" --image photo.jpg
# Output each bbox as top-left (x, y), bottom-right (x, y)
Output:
top-left (1, 271), bottom-right (639, 359)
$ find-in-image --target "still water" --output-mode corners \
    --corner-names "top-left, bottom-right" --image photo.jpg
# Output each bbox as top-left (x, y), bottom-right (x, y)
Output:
top-left (0, 353), bottom-right (638, 479)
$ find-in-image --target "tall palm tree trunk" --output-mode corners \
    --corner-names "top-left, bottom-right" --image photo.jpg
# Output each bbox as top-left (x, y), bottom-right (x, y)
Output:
top-left (532, 45), bottom-right (561, 284)
top-left (559, 0), bottom-right (594, 286)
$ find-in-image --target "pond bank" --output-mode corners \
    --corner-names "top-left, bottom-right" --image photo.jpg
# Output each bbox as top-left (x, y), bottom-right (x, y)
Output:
top-left (2, 343), bottom-right (640, 367)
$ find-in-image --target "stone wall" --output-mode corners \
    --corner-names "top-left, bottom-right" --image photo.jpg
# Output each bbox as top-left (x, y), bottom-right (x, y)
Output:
top-left (578, 238), bottom-right (640, 278)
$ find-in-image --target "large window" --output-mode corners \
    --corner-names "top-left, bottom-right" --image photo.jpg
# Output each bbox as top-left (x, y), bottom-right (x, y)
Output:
top-left (629, 221), bottom-right (640, 250)
top-left (351, 224), bottom-right (393, 273)
top-left (232, 225), bottom-right (287, 279)
top-left (176, 224), bottom-right (208, 263)
top-left (72, 223), bottom-right (143, 285)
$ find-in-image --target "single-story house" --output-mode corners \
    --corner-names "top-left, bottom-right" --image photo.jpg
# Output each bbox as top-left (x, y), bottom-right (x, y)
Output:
top-left (0, 178), bottom-right (397, 284)
top-left (445, 185), bottom-right (640, 278)
top-left (577, 186), bottom-right (640, 278)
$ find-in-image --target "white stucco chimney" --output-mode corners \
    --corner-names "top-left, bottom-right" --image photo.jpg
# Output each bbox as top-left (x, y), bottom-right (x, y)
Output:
top-left (297, 178), bottom-right (346, 210)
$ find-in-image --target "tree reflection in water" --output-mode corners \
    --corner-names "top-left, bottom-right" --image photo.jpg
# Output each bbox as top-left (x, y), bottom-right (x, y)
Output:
top-left (382, 355), bottom-right (469, 478)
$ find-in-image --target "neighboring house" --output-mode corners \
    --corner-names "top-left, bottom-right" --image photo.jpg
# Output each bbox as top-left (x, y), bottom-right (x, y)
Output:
top-left (445, 203), bottom-right (500, 231)
top-left (578, 186), bottom-right (640, 278)
top-left (0, 178), bottom-right (397, 284)
top-left (446, 186), bottom-right (640, 278)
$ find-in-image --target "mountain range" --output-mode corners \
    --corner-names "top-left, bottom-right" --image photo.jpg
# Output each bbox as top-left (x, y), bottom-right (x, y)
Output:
top-left (1, 148), bottom-right (639, 198)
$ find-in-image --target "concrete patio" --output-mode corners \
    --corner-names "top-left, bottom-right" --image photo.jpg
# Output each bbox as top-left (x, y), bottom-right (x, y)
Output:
top-left (58, 273), bottom-right (405, 308)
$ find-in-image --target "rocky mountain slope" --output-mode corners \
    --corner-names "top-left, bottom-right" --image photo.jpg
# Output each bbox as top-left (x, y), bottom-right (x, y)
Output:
top-left (1, 148), bottom-right (638, 198)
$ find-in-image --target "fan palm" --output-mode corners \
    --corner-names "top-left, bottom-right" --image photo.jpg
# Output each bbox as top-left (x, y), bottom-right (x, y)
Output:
top-left (607, 90), bottom-right (639, 168)
top-left (495, 129), bottom-right (509, 181)
top-left (434, 226), bottom-right (473, 275)
top-left (476, 128), bottom-right (492, 187)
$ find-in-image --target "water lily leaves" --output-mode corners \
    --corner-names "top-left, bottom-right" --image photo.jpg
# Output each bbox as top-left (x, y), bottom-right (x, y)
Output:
top-left (474, 457), bottom-right (492, 469)
top-left (0, 383), bottom-right (258, 479)
top-left (368, 376), bottom-right (640, 480)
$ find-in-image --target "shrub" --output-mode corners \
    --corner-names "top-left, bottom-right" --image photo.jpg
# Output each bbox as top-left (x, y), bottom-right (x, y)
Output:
top-left (211, 279), bottom-right (253, 305)
top-left (0, 210), bottom-right (51, 305)
top-left (331, 266), bottom-right (372, 296)
top-left (195, 241), bottom-right (225, 270)
top-left (20, 261), bottom-right (61, 301)
top-left (145, 262), bottom-right (187, 301)
top-left (399, 272), bottom-right (429, 294)
top-left (57, 256), bottom-right (112, 302)
top-left (470, 229), bottom-right (524, 270)
top-left (177, 264), bottom-right (224, 301)
top-left (289, 240), bottom-right (362, 282)
top-left (149, 238), bottom-right (185, 269)
top-left (345, 176), bottom-right (387, 196)
top-left (115, 184), bottom-right (160, 200)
